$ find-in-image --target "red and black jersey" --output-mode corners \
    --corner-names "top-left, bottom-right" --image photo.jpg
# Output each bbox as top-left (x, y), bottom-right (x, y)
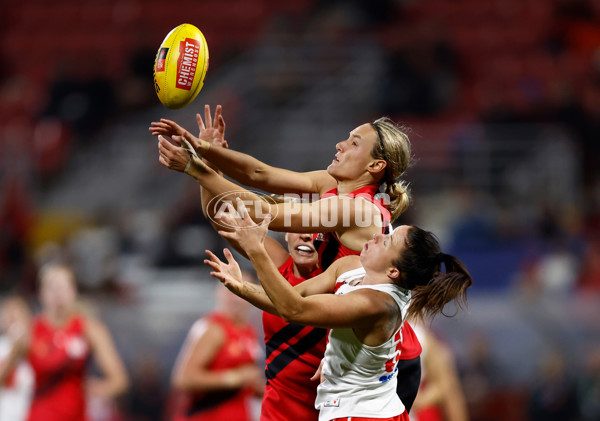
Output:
top-left (261, 257), bottom-right (324, 421)
top-left (175, 312), bottom-right (259, 421)
top-left (313, 184), bottom-right (391, 271)
top-left (27, 314), bottom-right (90, 421)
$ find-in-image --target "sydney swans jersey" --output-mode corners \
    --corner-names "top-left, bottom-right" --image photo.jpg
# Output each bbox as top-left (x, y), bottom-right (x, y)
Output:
top-left (316, 268), bottom-right (411, 420)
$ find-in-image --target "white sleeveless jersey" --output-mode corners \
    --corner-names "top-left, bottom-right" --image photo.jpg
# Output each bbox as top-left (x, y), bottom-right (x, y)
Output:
top-left (315, 267), bottom-right (411, 420)
top-left (0, 336), bottom-right (33, 421)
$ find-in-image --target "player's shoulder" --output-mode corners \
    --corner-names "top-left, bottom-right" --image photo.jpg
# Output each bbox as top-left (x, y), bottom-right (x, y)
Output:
top-left (190, 315), bottom-right (225, 340)
top-left (330, 255), bottom-right (362, 276)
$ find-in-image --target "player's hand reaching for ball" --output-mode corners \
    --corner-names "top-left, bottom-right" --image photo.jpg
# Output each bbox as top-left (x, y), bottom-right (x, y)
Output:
top-left (204, 248), bottom-right (245, 296)
top-left (197, 104), bottom-right (227, 148)
top-left (157, 135), bottom-right (209, 176)
top-left (216, 201), bottom-right (271, 255)
top-left (150, 119), bottom-right (208, 154)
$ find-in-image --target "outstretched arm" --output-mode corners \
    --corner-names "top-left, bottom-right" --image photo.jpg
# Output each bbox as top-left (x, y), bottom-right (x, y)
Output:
top-left (210, 203), bottom-right (385, 330)
top-left (149, 105), bottom-right (337, 195)
top-left (204, 247), bottom-right (354, 316)
top-left (158, 137), bottom-right (381, 238)
top-left (194, 106), bottom-right (290, 265)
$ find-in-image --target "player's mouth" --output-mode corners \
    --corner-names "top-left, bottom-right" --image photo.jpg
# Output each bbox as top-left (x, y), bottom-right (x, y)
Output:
top-left (296, 245), bottom-right (315, 257)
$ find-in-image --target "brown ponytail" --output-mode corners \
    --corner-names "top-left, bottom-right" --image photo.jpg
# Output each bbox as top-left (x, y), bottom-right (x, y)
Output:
top-left (393, 227), bottom-right (473, 321)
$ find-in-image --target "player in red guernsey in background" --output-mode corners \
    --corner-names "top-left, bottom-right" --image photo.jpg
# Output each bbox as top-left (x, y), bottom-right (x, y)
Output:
top-left (170, 275), bottom-right (264, 421)
top-left (0, 264), bottom-right (128, 421)
top-left (410, 321), bottom-right (469, 421)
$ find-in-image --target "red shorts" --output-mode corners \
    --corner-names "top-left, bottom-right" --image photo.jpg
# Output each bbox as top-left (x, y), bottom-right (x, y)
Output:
top-left (330, 412), bottom-right (409, 421)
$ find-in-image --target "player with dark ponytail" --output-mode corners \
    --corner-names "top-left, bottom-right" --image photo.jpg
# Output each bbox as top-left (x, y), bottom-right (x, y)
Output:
top-left (205, 202), bottom-right (473, 421)
top-left (392, 227), bottom-right (471, 321)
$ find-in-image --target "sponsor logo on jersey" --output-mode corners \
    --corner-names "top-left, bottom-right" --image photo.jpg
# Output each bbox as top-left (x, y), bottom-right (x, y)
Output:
top-left (379, 366), bottom-right (398, 383)
top-left (323, 398), bottom-right (340, 407)
top-left (176, 38), bottom-right (200, 90)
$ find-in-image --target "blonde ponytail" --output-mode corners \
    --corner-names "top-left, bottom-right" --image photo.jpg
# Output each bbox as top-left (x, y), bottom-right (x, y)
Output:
top-left (371, 117), bottom-right (413, 222)
top-left (385, 179), bottom-right (411, 222)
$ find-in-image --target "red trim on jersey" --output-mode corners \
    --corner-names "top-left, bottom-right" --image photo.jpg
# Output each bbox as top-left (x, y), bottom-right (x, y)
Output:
top-left (398, 322), bottom-right (422, 361)
top-left (331, 411), bottom-right (409, 421)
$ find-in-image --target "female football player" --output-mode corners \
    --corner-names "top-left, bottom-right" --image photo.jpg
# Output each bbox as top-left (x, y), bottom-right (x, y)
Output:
top-left (205, 202), bottom-right (473, 421)
top-left (152, 105), bottom-right (423, 416)
top-left (150, 105), bottom-right (412, 270)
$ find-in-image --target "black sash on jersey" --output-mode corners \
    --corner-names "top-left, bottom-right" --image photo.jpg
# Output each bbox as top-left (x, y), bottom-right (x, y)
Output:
top-left (264, 323), bottom-right (327, 383)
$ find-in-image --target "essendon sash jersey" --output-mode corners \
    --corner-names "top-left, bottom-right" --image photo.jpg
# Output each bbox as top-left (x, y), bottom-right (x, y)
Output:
top-left (313, 184), bottom-right (391, 271)
top-left (261, 257), bottom-right (324, 421)
top-left (27, 315), bottom-right (90, 421)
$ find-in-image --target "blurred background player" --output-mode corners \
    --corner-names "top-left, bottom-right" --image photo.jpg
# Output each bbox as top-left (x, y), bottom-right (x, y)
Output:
top-left (0, 263), bottom-right (129, 421)
top-left (170, 274), bottom-right (264, 421)
top-left (410, 320), bottom-right (469, 421)
top-left (0, 296), bottom-right (34, 421)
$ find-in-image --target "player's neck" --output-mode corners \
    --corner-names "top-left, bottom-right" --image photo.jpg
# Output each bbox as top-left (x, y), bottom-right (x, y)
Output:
top-left (361, 271), bottom-right (393, 286)
top-left (336, 179), bottom-right (374, 195)
top-left (293, 263), bottom-right (316, 280)
top-left (44, 310), bottom-right (71, 327)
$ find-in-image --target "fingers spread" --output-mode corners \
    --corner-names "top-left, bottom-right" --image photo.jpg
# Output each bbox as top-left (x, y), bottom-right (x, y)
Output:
top-left (217, 230), bottom-right (236, 241)
top-left (196, 113), bottom-right (205, 130)
top-left (204, 260), bottom-right (219, 271)
top-left (205, 104), bottom-right (212, 129)
top-left (205, 249), bottom-right (221, 263)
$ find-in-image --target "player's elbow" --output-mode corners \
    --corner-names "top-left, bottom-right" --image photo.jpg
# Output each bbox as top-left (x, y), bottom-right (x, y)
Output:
top-left (278, 305), bottom-right (305, 325)
top-left (245, 166), bottom-right (270, 186)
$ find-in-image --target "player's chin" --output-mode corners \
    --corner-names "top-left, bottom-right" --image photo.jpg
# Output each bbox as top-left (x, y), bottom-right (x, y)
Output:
top-left (326, 164), bottom-right (338, 177)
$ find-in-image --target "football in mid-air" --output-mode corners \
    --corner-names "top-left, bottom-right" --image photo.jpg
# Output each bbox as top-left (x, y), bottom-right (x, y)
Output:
top-left (153, 23), bottom-right (209, 110)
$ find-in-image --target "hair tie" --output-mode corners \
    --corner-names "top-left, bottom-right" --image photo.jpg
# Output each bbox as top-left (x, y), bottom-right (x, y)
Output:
top-left (437, 252), bottom-right (446, 263)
